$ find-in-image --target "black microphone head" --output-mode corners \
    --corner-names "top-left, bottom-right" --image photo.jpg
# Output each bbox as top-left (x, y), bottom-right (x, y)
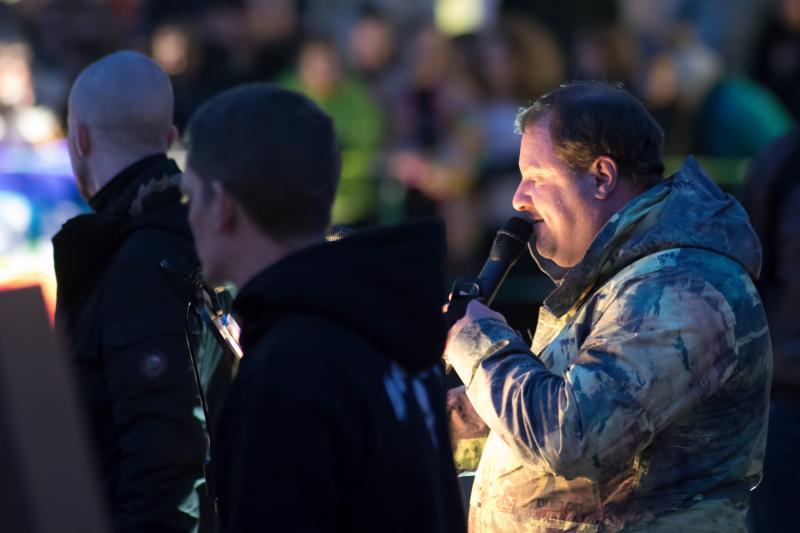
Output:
top-left (474, 216), bottom-right (534, 305)
top-left (502, 216), bottom-right (533, 242)
top-left (490, 216), bottom-right (533, 261)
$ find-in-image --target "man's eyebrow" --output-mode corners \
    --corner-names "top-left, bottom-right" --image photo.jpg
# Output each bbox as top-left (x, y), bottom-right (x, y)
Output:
top-left (520, 165), bottom-right (548, 176)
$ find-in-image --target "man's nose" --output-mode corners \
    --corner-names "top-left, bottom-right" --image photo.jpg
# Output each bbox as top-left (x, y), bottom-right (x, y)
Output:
top-left (511, 182), bottom-right (530, 212)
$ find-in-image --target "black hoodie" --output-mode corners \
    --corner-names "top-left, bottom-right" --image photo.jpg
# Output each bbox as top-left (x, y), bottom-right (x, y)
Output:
top-left (212, 219), bottom-right (466, 533)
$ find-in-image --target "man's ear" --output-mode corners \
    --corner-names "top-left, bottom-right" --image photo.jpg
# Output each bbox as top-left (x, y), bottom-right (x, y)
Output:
top-left (212, 181), bottom-right (237, 233)
top-left (165, 125), bottom-right (178, 150)
top-left (591, 156), bottom-right (619, 200)
top-left (76, 123), bottom-right (92, 157)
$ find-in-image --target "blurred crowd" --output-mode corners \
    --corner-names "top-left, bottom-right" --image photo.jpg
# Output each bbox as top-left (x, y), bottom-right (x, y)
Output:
top-left (1, 0), bottom-right (799, 276)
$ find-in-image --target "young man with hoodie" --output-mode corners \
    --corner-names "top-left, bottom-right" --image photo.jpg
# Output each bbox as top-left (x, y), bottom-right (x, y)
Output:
top-left (445, 82), bottom-right (771, 532)
top-left (180, 84), bottom-right (465, 533)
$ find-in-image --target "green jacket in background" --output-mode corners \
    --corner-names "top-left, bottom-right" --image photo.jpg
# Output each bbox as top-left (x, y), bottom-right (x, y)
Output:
top-left (280, 74), bottom-right (384, 225)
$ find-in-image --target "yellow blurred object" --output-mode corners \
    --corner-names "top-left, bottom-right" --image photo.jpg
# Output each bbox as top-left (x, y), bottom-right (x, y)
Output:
top-left (452, 436), bottom-right (487, 473)
top-left (435, 0), bottom-right (486, 37)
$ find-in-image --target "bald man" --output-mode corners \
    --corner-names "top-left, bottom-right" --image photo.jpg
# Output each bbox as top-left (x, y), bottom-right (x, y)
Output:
top-left (53, 51), bottom-right (211, 533)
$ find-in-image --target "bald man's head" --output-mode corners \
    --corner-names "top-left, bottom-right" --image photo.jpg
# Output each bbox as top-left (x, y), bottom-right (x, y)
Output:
top-left (67, 51), bottom-right (177, 199)
top-left (69, 51), bottom-right (174, 149)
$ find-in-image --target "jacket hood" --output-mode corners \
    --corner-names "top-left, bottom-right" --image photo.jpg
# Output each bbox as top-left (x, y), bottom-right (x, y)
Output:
top-left (538, 156), bottom-right (762, 316)
top-left (233, 219), bottom-right (449, 373)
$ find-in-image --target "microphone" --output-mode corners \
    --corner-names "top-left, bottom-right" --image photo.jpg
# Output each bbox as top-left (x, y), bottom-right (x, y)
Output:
top-left (474, 216), bottom-right (534, 305)
top-left (445, 216), bottom-right (533, 325)
top-left (160, 259), bottom-right (243, 359)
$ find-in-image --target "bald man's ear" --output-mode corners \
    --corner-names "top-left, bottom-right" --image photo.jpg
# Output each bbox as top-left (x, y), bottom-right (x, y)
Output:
top-left (591, 156), bottom-right (619, 200)
top-left (76, 123), bottom-right (92, 158)
top-left (165, 125), bottom-right (178, 151)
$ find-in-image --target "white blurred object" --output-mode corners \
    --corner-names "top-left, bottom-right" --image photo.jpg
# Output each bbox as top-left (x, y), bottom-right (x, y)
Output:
top-left (0, 139), bottom-right (73, 174)
top-left (0, 40), bottom-right (33, 108)
top-left (0, 191), bottom-right (32, 254)
top-left (17, 106), bottom-right (61, 144)
top-left (672, 38), bottom-right (724, 108)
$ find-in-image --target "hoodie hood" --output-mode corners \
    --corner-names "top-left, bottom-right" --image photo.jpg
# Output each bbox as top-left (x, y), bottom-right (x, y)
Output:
top-left (538, 156), bottom-right (762, 317)
top-left (233, 219), bottom-right (448, 373)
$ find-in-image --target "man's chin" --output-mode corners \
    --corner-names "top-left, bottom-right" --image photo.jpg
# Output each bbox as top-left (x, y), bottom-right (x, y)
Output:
top-left (527, 242), bottom-right (569, 282)
top-left (534, 240), bottom-right (555, 263)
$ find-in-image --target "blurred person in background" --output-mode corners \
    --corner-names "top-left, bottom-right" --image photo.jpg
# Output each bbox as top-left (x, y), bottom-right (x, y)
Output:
top-left (460, 30), bottom-right (525, 233)
top-left (693, 73), bottom-right (792, 157)
top-left (148, 0), bottom-right (302, 130)
top-left (0, 12), bottom-right (83, 314)
top-left (53, 51), bottom-right (211, 533)
top-left (741, 124), bottom-right (800, 533)
top-left (280, 35), bottom-right (384, 227)
top-left (0, 35), bottom-right (62, 146)
top-left (181, 83), bottom-right (465, 533)
top-left (345, 4), bottom-right (400, 129)
top-left (386, 26), bottom-right (482, 270)
top-left (572, 20), bottom-right (639, 89)
top-left (149, 18), bottom-right (238, 131)
top-left (445, 81), bottom-right (771, 532)
top-left (499, 14), bottom-right (565, 103)
top-left (616, 0), bottom-right (769, 75)
top-left (615, 0), bottom-right (792, 158)
top-left (499, 0), bottom-right (616, 59)
top-left (19, 0), bottom-right (123, 113)
top-left (0, 37), bottom-right (36, 143)
top-left (387, 25), bottom-right (479, 213)
top-left (751, 0), bottom-right (800, 119)
top-left (239, 0), bottom-right (302, 83)
top-left (347, 5), bottom-right (397, 85)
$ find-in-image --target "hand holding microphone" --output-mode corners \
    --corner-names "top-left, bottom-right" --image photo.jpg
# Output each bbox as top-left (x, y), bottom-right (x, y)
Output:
top-left (444, 216), bottom-right (533, 328)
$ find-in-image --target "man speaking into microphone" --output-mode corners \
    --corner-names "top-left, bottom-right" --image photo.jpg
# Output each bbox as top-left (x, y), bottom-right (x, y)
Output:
top-left (180, 84), bottom-right (464, 533)
top-left (445, 81), bottom-right (771, 532)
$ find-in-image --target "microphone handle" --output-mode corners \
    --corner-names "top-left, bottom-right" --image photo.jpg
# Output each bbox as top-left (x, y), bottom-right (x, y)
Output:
top-left (476, 257), bottom-right (517, 306)
top-left (446, 216), bottom-right (532, 327)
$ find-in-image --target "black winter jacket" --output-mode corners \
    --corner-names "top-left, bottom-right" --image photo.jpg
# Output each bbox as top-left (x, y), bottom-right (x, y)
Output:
top-left (53, 155), bottom-right (206, 533)
top-left (213, 220), bottom-right (466, 533)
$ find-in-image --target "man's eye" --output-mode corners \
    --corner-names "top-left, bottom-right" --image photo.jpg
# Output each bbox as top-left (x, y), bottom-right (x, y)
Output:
top-left (180, 193), bottom-right (190, 205)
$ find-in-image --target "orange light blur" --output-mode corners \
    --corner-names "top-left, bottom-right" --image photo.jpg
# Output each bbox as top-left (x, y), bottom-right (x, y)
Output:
top-left (0, 276), bottom-right (56, 325)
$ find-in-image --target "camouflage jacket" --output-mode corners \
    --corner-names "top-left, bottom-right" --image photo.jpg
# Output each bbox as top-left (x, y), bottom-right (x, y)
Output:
top-left (448, 158), bottom-right (772, 532)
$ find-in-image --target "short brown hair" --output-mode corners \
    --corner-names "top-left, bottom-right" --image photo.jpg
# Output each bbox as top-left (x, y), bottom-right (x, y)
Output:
top-left (516, 81), bottom-right (665, 189)
top-left (186, 84), bottom-right (340, 241)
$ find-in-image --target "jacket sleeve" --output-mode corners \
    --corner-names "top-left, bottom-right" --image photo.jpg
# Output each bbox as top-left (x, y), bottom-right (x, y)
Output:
top-left (101, 238), bottom-right (206, 533)
top-left (448, 269), bottom-right (740, 481)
